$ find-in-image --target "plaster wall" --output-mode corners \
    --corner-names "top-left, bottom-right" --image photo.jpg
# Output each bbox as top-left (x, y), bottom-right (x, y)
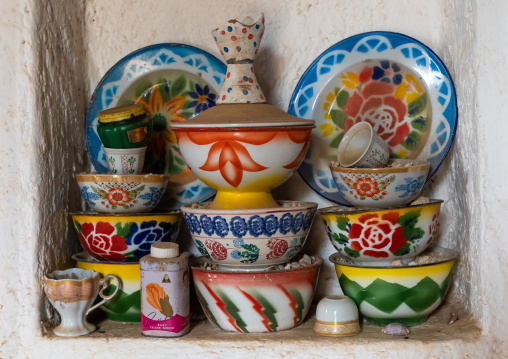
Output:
top-left (0, 0), bottom-right (507, 357)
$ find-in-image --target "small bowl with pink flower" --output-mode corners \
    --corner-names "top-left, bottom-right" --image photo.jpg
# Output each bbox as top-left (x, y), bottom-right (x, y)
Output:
top-left (329, 159), bottom-right (430, 208)
top-left (318, 200), bottom-right (442, 266)
top-left (76, 173), bottom-right (170, 213)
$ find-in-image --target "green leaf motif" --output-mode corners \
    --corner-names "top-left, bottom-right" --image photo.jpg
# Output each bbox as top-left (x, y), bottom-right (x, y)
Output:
top-left (330, 109), bottom-right (347, 128)
top-left (74, 220), bottom-right (83, 234)
top-left (335, 90), bottom-right (349, 108)
top-left (398, 210), bottom-right (425, 242)
top-left (240, 244), bottom-right (260, 264)
top-left (402, 131), bottom-right (421, 151)
top-left (195, 240), bottom-right (210, 259)
top-left (393, 242), bottom-right (411, 256)
top-left (408, 94), bottom-right (427, 117)
top-left (180, 111), bottom-right (194, 119)
top-left (171, 75), bottom-right (187, 97)
top-left (115, 222), bottom-right (134, 238)
top-left (344, 247), bottom-right (360, 258)
top-left (335, 215), bottom-right (350, 231)
top-left (329, 133), bottom-right (344, 149)
top-left (411, 116), bottom-right (428, 131)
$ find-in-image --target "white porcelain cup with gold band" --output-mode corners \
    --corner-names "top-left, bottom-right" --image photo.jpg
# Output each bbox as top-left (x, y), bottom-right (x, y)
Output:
top-left (313, 295), bottom-right (361, 337)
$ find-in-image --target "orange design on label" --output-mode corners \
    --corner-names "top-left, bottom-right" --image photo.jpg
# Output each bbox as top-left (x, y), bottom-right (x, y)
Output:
top-left (127, 127), bottom-right (147, 143)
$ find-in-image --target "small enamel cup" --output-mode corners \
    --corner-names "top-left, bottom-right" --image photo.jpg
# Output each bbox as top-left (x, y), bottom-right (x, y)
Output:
top-left (313, 295), bottom-right (361, 337)
top-left (43, 268), bottom-right (120, 337)
top-left (337, 122), bottom-right (389, 168)
top-left (104, 146), bottom-right (147, 175)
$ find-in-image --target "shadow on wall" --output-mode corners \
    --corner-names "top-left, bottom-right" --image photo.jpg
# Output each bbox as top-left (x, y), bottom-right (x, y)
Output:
top-left (33, 1), bottom-right (89, 326)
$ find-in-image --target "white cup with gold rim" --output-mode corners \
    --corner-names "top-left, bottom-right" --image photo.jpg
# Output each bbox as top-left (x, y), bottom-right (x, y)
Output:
top-left (313, 295), bottom-right (361, 337)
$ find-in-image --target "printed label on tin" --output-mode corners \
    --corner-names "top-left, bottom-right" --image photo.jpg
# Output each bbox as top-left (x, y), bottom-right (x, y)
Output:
top-left (141, 268), bottom-right (190, 334)
top-left (127, 127), bottom-right (147, 143)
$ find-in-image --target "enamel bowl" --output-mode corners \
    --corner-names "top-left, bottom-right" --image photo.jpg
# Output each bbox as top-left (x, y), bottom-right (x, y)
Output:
top-left (76, 173), bottom-right (170, 213)
top-left (182, 201), bottom-right (317, 269)
top-left (330, 247), bottom-right (458, 326)
top-left (71, 212), bottom-right (181, 262)
top-left (73, 252), bottom-right (141, 322)
top-left (330, 159), bottom-right (430, 208)
top-left (318, 200), bottom-right (442, 266)
top-left (191, 255), bottom-right (323, 333)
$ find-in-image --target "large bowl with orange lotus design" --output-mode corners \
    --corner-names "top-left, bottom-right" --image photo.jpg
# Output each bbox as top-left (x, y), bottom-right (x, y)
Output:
top-left (171, 104), bottom-right (314, 209)
top-left (191, 255), bottom-right (323, 333)
top-left (76, 173), bottom-right (170, 213)
top-left (318, 200), bottom-right (442, 266)
top-left (330, 159), bottom-right (430, 208)
top-left (182, 201), bottom-right (317, 269)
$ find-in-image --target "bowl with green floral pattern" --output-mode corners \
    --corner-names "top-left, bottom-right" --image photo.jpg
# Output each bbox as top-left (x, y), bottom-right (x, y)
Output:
top-left (318, 200), bottom-right (442, 266)
top-left (330, 159), bottom-right (430, 208)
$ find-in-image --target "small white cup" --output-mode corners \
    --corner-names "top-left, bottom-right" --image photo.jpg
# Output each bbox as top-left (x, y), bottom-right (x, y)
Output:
top-left (313, 295), bottom-right (361, 337)
top-left (337, 122), bottom-right (389, 168)
top-left (104, 147), bottom-right (147, 175)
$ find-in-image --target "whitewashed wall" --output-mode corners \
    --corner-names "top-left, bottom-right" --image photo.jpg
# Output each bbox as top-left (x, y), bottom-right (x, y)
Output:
top-left (0, 0), bottom-right (507, 357)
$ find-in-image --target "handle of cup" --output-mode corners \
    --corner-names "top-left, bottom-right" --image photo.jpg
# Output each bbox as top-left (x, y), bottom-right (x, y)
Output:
top-left (86, 274), bottom-right (121, 315)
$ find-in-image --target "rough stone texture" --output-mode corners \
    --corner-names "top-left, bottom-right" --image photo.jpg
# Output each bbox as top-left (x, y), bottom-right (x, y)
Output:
top-left (1, 0), bottom-right (508, 357)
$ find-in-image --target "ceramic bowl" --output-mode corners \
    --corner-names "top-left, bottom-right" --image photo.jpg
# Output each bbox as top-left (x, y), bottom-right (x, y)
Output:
top-left (182, 201), bottom-right (317, 269)
top-left (76, 173), bottom-right (170, 213)
top-left (329, 159), bottom-right (430, 208)
top-left (71, 212), bottom-right (181, 262)
top-left (73, 252), bottom-right (141, 322)
top-left (314, 295), bottom-right (361, 337)
top-left (318, 200), bottom-right (442, 266)
top-left (103, 147), bottom-right (147, 175)
top-left (191, 255), bottom-right (323, 333)
top-left (173, 126), bottom-right (313, 209)
top-left (330, 247), bottom-right (458, 326)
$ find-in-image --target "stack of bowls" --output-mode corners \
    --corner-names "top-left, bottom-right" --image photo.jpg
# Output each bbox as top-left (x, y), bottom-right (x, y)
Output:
top-left (317, 123), bottom-right (458, 327)
top-left (71, 105), bottom-right (182, 322)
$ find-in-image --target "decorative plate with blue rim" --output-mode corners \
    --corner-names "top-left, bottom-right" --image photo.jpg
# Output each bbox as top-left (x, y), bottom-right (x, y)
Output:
top-left (288, 32), bottom-right (457, 205)
top-left (86, 43), bottom-right (227, 209)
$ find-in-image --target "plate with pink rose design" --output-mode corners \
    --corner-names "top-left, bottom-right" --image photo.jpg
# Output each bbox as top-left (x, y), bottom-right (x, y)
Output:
top-left (288, 32), bottom-right (457, 205)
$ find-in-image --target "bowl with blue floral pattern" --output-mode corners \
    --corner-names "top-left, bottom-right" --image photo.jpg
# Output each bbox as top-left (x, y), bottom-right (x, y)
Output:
top-left (71, 212), bottom-right (181, 262)
top-left (76, 173), bottom-right (171, 213)
top-left (182, 201), bottom-right (318, 269)
top-left (330, 159), bottom-right (430, 208)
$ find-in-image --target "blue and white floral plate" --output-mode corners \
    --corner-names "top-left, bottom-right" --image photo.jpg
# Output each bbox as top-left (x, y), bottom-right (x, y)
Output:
top-left (86, 43), bottom-right (227, 209)
top-left (288, 32), bottom-right (457, 205)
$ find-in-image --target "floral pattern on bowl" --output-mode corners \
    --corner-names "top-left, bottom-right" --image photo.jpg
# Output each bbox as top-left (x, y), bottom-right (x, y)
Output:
top-left (318, 200), bottom-right (442, 266)
top-left (71, 212), bottom-right (181, 262)
top-left (76, 174), bottom-right (170, 213)
top-left (182, 201), bottom-right (317, 268)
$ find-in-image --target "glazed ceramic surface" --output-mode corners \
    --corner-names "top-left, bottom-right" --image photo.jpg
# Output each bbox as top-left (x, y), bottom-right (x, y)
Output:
top-left (182, 201), bottom-right (317, 268)
top-left (319, 200), bottom-right (441, 266)
top-left (314, 295), bottom-right (361, 337)
top-left (71, 212), bottom-right (181, 262)
top-left (337, 122), bottom-right (389, 168)
top-left (330, 247), bottom-right (458, 326)
top-left (191, 256), bottom-right (322, 333)
top-left (76, 173), bottom-right (170, 213)
top-left (74, 252), bottom-right (141, 322)
top-left (175, 126), bottom-right (312, 209)
top-left (103, 147), bottom-right (147, 175)
top-left (86, 43), bottom-right (227, 209)
top-left (289, 32), bottom-right (457, 205)
top-left (43, 268), bottom-right (120, 336)
top-left (329, 159), bottom-right (430, 208)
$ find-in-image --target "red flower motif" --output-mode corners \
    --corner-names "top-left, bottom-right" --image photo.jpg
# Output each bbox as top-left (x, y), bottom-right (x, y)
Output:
top-left (205, 239), bottom-right (227, 261)
top-left (343, 82), bottom-right (410, 148)
top-left (349, 212), bottom-right (407, 258)
top-left (427, 211), bottom-right (440, 245)
top-left (105, 188), bottom-right (131, 207)
top-left (353, 177), bottom-right (380, 198)
top-left (266, 238), bottom-right (288, 260)
top-left (78, 222), bottom-right (128, 262)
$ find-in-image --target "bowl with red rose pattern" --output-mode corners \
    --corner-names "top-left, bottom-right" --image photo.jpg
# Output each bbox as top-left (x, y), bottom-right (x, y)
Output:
top-left (182, 201), bottom-right (317, 269)
top-left (76, 173), bottom-right (171, 214)
top-left (318, 200), bottom-right (442, 266)
top-left (330, 159), bottom-right (430, 208)
top-left (71, 212), bottom-right (181, 262)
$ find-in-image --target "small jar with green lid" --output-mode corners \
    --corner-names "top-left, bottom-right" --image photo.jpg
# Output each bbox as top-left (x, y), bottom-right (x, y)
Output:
top-left (98, 104), bottom-right (153, 149)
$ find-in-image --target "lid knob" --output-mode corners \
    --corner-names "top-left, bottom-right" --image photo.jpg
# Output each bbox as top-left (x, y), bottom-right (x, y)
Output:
top-left (151, 242), bottom-right (179, 258)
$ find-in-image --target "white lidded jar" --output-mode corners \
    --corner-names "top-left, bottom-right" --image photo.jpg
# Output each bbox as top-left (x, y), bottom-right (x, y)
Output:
top-left (140, 242), bottom-right (191, 337)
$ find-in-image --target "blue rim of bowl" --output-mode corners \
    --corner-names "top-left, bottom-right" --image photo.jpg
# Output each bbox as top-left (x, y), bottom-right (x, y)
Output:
top-left (288, 31), bottom-right (458, 206)
top-left (317, 198), bottom-right (443, 215)
top-left (69, 211), bottom-right (182, 217)
top-left (329, 246), bottom-right (458, 269)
